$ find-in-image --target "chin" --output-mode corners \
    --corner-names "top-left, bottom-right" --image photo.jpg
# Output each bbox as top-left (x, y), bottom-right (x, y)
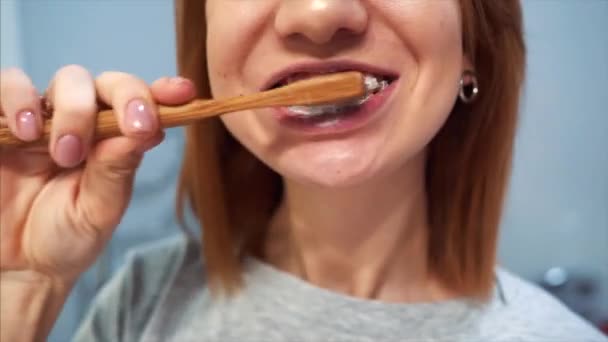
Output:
top-left (273, 138), bottom-right (392, 189)
top-left (296, 166), bottom-right (377, 189)
top-left (287, 166), bottom-right (380, 189)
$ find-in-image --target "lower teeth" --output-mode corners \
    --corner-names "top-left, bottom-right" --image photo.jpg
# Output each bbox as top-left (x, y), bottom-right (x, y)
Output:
top-left (288, 98), bottom-right (367, 117)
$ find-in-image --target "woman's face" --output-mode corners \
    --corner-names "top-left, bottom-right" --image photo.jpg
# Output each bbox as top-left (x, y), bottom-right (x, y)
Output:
top-left (206, 0), bottom-right (467, 188)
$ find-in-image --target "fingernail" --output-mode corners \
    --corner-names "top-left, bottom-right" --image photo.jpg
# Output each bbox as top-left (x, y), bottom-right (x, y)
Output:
top-left (55, 134), bottom-right (83, 167)
top-left (169, 76), bottom-right (189, 86)
top-left (16, 110), bottom-right (40, 141)
top-left (125, 99), bottom-right (154, 133)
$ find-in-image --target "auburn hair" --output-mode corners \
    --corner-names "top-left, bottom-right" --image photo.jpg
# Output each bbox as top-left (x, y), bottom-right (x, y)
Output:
top-left (175, 0), bottom-right (526, 298)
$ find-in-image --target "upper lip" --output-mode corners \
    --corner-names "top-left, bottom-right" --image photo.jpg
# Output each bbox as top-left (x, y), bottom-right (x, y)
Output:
top-left (260, 60), bottom-right (400, 91)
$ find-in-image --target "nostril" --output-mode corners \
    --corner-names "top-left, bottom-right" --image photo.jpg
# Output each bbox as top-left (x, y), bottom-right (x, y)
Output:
top-left (274, 0), bottom-right (369, 46)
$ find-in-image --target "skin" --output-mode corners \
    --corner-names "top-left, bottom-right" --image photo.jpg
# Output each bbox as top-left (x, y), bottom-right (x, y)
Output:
top-left (0, 1), bottom-right (471, 340)
top-left (207, 0), bottom-right (469, 299)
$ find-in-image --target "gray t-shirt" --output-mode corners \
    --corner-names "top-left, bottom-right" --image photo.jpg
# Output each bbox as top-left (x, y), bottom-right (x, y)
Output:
top-left (73, 235), bottom-right (606, 341)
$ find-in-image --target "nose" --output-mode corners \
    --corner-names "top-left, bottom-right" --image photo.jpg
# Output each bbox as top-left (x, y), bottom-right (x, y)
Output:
top-left (274, 0), bottom-right (368, 45)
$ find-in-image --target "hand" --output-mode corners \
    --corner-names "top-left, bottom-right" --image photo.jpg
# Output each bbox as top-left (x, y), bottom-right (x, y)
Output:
top-left (0, 65), bottom-right (196, 282)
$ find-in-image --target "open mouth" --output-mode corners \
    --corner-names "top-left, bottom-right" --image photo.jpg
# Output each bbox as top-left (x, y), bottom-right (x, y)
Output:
top-left (269, 71), bottom-right (397, 118)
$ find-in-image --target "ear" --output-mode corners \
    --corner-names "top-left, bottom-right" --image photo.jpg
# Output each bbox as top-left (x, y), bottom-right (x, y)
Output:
top-left (462, 54), bottom-right (474, 72)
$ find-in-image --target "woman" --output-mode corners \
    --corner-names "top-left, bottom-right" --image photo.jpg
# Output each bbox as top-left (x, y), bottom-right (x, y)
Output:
top-left (1, 0), bottom-right (605, 341)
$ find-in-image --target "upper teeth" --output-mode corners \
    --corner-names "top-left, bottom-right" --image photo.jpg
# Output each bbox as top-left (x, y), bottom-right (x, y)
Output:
top-left (287, 74), bottom-right (390, 117)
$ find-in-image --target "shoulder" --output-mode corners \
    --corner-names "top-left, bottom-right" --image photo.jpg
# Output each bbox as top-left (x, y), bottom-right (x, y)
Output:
top-left (481, 267), bottom-right (607, 341)
top-left (114, 234), bottom-right (201, 304)
top-left (123, 233), bottom-right (199, 280)
top-left (73, 234), bottom-right (204, 341)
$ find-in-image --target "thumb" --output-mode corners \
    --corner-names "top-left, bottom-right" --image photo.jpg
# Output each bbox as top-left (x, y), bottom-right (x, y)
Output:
top-left (75, 132), bottom-right (164, 233)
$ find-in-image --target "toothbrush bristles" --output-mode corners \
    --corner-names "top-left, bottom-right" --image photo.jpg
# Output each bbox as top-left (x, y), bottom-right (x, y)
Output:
top-left (364, 75), bottom-right (381, 94)
top-left (286, 74), bottom-right (385, 117)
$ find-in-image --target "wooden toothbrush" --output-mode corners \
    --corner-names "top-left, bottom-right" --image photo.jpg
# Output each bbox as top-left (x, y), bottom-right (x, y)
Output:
top-left (0, 71), bottom-right (367, 148)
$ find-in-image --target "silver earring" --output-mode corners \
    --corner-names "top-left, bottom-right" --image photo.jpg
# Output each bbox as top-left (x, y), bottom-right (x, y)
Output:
top-left (459, 70), bottom-right (479, 104)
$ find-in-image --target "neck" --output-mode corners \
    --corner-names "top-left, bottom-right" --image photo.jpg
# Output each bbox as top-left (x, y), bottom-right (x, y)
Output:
top-left (265, 153), bottom-right (452, 302)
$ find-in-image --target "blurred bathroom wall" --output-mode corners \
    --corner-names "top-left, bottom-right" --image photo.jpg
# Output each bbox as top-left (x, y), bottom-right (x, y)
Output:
top-left (0, 0), bottom-right (606, 340)
top-left (499, 0), bottom-right (608, 326)
top-left (1, 0), bottom-right (22, 68)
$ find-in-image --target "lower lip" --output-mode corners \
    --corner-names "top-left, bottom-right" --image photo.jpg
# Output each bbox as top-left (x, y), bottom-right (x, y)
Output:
top-left (273, 79), bottom-right (398, 135)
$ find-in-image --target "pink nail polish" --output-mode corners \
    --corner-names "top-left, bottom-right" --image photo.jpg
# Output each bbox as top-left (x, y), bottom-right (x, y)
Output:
top-left (125, 99), bottom-right (154, 133)
top-left (170, 77), bottom-right (189, 86)
top-left (55, 134), bottom-right (83, 167)
top-left (16, 110), bottom-right (40, 141)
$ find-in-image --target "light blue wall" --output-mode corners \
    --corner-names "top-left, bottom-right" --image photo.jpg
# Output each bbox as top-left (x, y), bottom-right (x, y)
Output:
top-left (499, 0), bottom-right (608, 318)
top-left (1, 1), bottom-right (606, 340)
top-left (0, 0), bottom-right (23, 69)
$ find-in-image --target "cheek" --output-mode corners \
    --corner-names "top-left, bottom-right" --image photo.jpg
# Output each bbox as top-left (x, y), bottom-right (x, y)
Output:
top-left (206, 19), bottom-right (236, 95)
top-left (392, 1), bottom-right (463, 143)
top-left (206, 2), bottom-right (275, 98)
top-left (361, 1), bottom-right (463, 179)
top-left (220, 111), bottom-right (276, 164)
